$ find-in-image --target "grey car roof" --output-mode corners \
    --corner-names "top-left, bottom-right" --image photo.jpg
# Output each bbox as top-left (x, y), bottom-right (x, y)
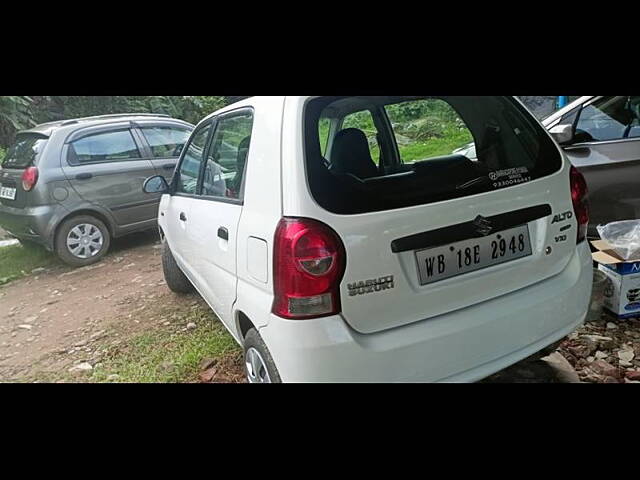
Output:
top-left (18, 113), bottom-right (193, 137)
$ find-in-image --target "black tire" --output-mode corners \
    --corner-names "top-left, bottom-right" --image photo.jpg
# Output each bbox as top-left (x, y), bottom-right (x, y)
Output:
top-left (55, 215), bottom-right (111, 268)
top-left (243, 328), bottom-right (282, 383)
top-left (161, 240), bottom-right (194, 294)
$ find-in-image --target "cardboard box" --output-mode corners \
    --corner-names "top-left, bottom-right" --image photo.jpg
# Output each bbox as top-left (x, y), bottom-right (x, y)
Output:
top-left (592, 240), bottom-right (640, 318)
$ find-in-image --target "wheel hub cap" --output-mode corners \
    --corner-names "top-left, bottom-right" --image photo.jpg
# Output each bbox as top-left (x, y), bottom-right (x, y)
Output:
top-left (66, 223), bottom-right (104, 259)
top-left (245, 347), bottom-right (271, 383)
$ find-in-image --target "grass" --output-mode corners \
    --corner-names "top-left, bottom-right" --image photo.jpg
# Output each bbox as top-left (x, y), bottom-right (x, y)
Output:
top-left (397, 127), bottom-right (473, 163)
top-left (0, 242), bottom-right (59, 286)
top-left (365, 127), bottom-right (472, 166)
top-left (89, 305), bottom-right (241, 383)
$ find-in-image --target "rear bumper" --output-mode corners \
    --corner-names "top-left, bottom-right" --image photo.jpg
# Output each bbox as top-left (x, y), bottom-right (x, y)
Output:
top-left (0, 204), bottom-right (59, 250)
top-left (259, 241), bottom-right (593, 382)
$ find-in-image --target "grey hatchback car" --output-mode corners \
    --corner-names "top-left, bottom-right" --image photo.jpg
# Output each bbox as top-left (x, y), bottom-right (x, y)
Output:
top-left (0, 113), bottom-right (194, 266)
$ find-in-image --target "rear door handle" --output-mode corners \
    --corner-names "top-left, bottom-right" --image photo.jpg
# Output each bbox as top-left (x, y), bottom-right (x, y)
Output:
top-left (218, 227), bottom-right (229, 241)
top-left (75, 173), bottom-right (93, 180)
top-left (179, 212), bottom-right (187, 222)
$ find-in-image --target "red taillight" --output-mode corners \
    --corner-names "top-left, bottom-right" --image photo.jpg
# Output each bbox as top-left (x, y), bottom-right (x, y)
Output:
top-left (272, 217), bottom-right (346, 319)
top-left (570, 166), bottom-right (589, 243)
top-left (21, 166), bottom-right (39, 192)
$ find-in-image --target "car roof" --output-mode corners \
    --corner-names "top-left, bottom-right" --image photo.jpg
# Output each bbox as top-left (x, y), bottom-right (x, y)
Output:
top-left (199, 96), bottom-right (259, 124)
top-left (18, 113), bottom-right (194, 138)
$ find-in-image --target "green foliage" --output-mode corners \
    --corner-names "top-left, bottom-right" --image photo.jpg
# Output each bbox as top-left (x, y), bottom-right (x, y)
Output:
top-left (0, 96), bottom-right (235, 149)
top-left (37, 96), bottom-right (230, 127)
top-left (386, 99), bottom-right (460, 124)
top-left (319, 118), bottom-right (330, 155)
top-left (397, 126), bottom-right (473, 163)
top-left (0, 96), bottom-right (36, 149)
top-left (0, 145), bottom-right (5, 163)
top-left (340, 99), bottom-right (474, 164)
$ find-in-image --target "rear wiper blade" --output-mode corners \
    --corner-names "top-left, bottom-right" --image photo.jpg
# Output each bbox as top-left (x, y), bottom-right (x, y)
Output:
top-left (456, 176), bottom-right (491, 191)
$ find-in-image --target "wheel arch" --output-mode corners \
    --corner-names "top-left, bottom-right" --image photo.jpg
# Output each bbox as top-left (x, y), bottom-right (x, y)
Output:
top-left (52, 208), bottom-right (115, 251)
top-left (236, 310), bottom-right (256, 342)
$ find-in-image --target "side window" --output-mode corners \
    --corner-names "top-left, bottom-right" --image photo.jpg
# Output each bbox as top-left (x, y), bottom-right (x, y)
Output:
top-left (200, 111), bottom-right (254, 200)
top-left (341, 110), bottom-right (380, 163)
top-left (175, 124), bottom-right (211, 195)
top-left (575, 96), bottom-right (637, 142)
top-left (318, 117), bottom-right (331, 157)
top-left (68, 130), bottom-right (140, 165)
top-left (384, 99), bottom-right (473, 164)
top-left (140, 126), bottom-right (191, 158)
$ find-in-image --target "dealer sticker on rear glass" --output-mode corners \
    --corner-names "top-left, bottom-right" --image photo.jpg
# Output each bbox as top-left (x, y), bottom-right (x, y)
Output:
top-left (489, 167), bottom-right (531, 189)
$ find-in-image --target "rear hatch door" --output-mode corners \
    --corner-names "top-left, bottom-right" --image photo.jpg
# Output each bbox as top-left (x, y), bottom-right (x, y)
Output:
top-left (0, 132), bottom-right (49, 209)
top-left (297, 95), bottom-right (577, 335)
top-left (333, 173), bottom-right (576, 334)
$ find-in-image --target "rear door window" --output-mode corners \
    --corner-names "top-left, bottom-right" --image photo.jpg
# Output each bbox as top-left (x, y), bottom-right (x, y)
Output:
top-left (304, 96), bottom-right (562, 215)
top-left (200, 110), bottom-right (253, 200)
top-left (68, 130), bottom-right (141, 165)
top-left (318, 117), bottom-right (331, 156)
top-left (140, 126), bottom-right (191, 158)
top-left (2, 133), bottom-right (48, 169)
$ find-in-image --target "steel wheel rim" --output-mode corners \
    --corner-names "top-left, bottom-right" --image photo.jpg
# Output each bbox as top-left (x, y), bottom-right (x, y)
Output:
top-left (245, 347), bottom-right (271, 383)
top-left (66, 223), bottom-right (104, 259)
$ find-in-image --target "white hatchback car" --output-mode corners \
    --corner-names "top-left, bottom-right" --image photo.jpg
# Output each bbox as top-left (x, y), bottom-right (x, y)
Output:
top-left (143, 96), bottom-right (593, 383)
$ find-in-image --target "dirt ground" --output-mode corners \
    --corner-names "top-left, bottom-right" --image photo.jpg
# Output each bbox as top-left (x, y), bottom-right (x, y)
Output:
top-left (0, 232), bottom-right (231, 381)
top-left (0, 229), bottom-right (620, 383)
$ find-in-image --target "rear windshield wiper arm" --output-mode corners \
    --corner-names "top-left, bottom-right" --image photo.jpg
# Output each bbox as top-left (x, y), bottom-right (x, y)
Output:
top-left (456, 176), bottom-right (491, 191)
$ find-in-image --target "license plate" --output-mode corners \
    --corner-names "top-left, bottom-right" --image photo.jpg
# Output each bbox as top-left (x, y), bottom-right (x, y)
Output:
top-left (415, 225), bottom-right (532, 286)
top-left (0, 186), bottom-right (16, 200)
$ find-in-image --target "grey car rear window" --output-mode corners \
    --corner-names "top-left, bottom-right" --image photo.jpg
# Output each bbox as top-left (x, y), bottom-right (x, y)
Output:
top-left (304, 96), bottom-right (563, 215)
top-left (2, 133), bottom-right (48, 169)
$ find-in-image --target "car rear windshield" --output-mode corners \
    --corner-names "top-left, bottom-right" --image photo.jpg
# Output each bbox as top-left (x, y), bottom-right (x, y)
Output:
top-left (2, 133), bottom-right (48, 169)
top-left (304, 96), bottom-right (563, 215)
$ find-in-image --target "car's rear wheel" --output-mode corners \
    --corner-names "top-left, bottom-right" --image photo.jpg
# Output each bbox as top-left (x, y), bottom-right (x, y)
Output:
top-left (55, 215), bottom-right (110, 267)
top-left (161, 240), bottom-right (194, 294)
top-left (243, 328), bottom-right (281, 383)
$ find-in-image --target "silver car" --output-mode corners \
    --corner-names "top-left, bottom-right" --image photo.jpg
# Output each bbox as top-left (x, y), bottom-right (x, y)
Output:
top-left (0, 113), bottom-right (194, 266)
top-left (544, 96), bottom-right (640, 239)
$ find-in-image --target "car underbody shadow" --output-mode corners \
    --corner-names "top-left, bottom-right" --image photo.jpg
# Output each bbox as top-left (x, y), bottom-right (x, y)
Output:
top-left (108, 229), bottom-right (160, 256)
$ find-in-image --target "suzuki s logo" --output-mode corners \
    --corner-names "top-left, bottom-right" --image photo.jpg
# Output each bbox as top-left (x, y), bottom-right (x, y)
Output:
top-left (473, 215), bottom-right (493, 236)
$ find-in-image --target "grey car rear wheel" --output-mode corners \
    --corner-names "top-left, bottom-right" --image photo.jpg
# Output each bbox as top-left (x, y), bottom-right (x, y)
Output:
top-left (55, 215), bottom-right (110, 267)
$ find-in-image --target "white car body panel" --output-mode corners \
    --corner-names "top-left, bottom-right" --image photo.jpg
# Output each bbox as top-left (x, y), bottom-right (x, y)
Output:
top-left (261, 242), bottom-right (591, 382)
